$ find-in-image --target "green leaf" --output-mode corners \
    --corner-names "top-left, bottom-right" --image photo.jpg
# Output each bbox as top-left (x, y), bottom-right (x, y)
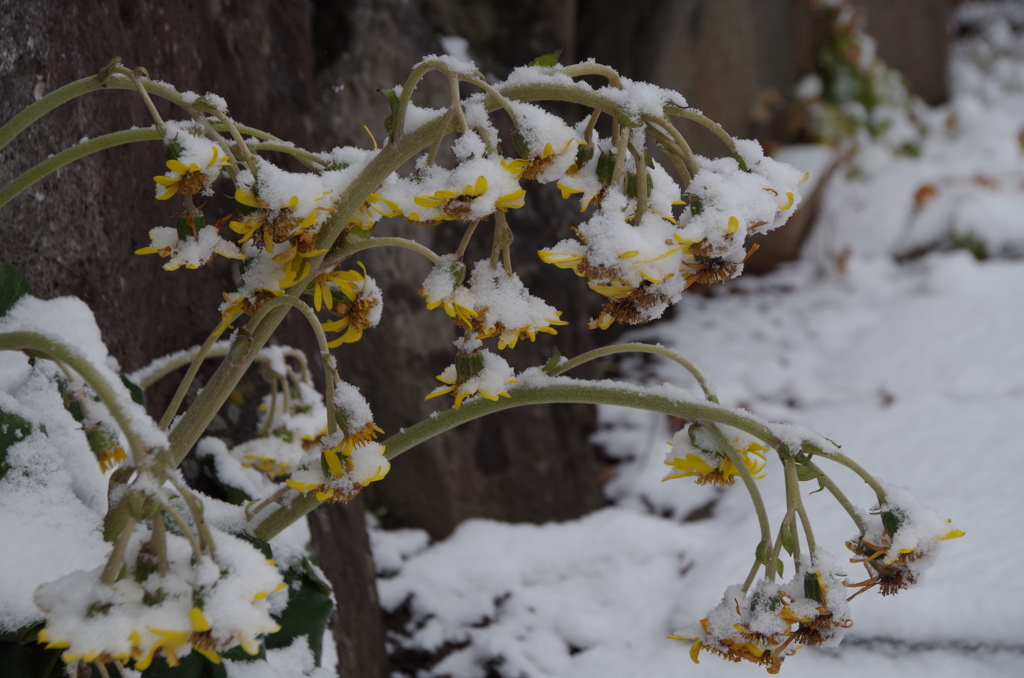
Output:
top-left (574, 144), bottom-right (594, 168)
top-left (795, 463), bottom-right (820, 482)
top-left (0, 641), bottom-right (62, 678)
top-left (804, 571), bottom-right (824, 605)
top-left (0, 407), bottom-right (34, 480)
top-left (382, 89), bottom-right (400, 136)
top-left (776, 559), bottom-right (785, 577)
top-left (528, 48), bottom-right (562, 68)
top-left (135, 649), bottom-right (229, 678)
top-left (165, 141), bottom-right (183, 161)
top-left (0, 264), bottom-right (32, 317)
top-left (511, 127), bottom-right (532, 159)
top-left (265, 557), bottom-right (334, 666)
top-left (780, 524), bottom-right (795, 555)
top-left (121, 373), bottom-right (146, 406)
top-left (596, 152), bottom-right (615, 186)
top-left (754, 539), bottom-right (770, 565)
top-left (0, 622), bottom-right (41, 643)
top-left (881, 509), bottom-right (904, 538)
top-left (542, 349), bottom-right (562, 374)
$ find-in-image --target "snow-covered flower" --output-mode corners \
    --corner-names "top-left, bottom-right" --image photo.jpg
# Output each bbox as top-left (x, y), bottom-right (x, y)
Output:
top-left (286, 440), bottom-right (390, 502)
top-left (319, 264), bottom-right (383, 346)
top-left (462, 260), bottom-right (567, 349)
top-left (135, 224), bottom-right (245, 271)
top-left (846, 487), bottom-right (964, 598)
top-left (663, 424), bottom-right (768, 486)
top-left (419, 255), bottom-right (478, 330)
top-left (670, 554), bottom-right (853, 673)
top-left (425, 342), bottom-right (517, 409)
top-left (153, 143), bottom-right (229, 201)
top-left (33, 525), bottom-right (284, 670)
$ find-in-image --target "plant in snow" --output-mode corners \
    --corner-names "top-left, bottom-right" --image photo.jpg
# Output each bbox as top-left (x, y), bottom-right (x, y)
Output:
top-left (0, 49), bottom-right (960, 677)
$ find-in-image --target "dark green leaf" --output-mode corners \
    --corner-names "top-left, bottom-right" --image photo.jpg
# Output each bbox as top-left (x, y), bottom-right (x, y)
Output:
top-left (804, 571), bottom-right (824, 605)
top-left (776, 559), bottom-right (785, 577)
top-left (795, 464), bottom-right (820, 481)
top-left (0, 641), bottom-right (62, 678)
top-left (511, 128), bottom-right (532, 159)
top-left (881, 509), bottom-right (904, 538)
top-left (624, 174), bottom-right (638, 199)
top-left (382, 89), bottom-right (400, 136)
top-left (542, 349), bottom-right (562, 374)
top-left (574, 144), bottom-right (594, 169)
top-left (121, 373), bottom-right (146, 406)
top-left (0, 264), bottom-right (32, 317)
top-left (265, 558), bottom-right (335, 666)
top-left (528, 48), bottom-right (562, 68)
top-left (165, 141), bottom-right (183, 161)
top-left (135, 649), bottom-right (228, 678)
top-left (0, 407), bottom-right (34, 480)
top-left (0, 622), bottom-right (41, 643)
top-left (780, 524), bottom-right (795, 555)
top-left (754, 539), bottom-right (770, 565)
top-left (596, 152), bottom-right (615, 186)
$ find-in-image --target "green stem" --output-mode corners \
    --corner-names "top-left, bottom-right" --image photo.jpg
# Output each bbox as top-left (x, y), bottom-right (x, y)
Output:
top-left (324, 236), bottom-right (439, 268)
top-left (161, 500), bottom-right (202, 562)
top-left (782, 456), bottom-right (804, 571)
top-left (741, 558), bottom-right (762, 593)
top-left (816, 450), bottom-right (887, 505)
top-left (547, 342), bottom-right (717, 402)
top-left (448, 75), bottom-right (469, 135)
top-left (207, 108), bottom-right (258, 175)
top-left (797, 501), bottom-right (816, 555)
top-left (456, 219), bottom-right (481, 259)
top-left (631, 139), bottom-right (649, 221)
top-left (802, 459), bottom-right (868, 533)
top-left (460, 75), bottom-right (519, 126)
top-left (0, 127), bottom-right (162, 209)
top-left (610, 131), bottom-right (630, 188)
top-left (260, 295), bottom-right (338, 434)
top-left (251, 142), bottom-right (327, 170)
top-left (127, 69), bottom-right (166, 135)
top-left (0, 75), bottom-right (106, 153)
top-left (133, 342), bottom-right (230, 389)
top-left (645, 116), bottom-right (699, 177)
top-left (706, 423), bottom-right (774, 568)
top-left (645, 125), bottom-right (692, 186)
top-left (252, 380), bottom-right (782, 541)
top-left (99, 515), bottom-right (138, 585)
top-left (390, 60), bottom-right (449, 144)
top-left (560, 63), bottom-right (624, 88)
top-left (159, 329), bottom-right (224, 430)
top-left (0, 331), bottom-right (153, 464)
top-left (152, 508), bottom-right (168, 577)
top-left (583, 108), bottom-right (601, 144)
top-left (665, 105), bottom-right (748, 171)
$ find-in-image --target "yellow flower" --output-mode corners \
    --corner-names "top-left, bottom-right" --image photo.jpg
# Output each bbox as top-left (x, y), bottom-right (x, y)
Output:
top-left (663, 438), bottom-right (768, 486)
top-left (133, 627), bottom-right (190, 670)
top-left (537, 248), bottom-right (586, 276)
top-left (424, 349), bottom-right (517, 409)
top-left (413, 176), bottom-right (490, 221)
top-left (320, 264), bottom-right (382, 346)
top-left (153, 146), bottom-right (229, 200)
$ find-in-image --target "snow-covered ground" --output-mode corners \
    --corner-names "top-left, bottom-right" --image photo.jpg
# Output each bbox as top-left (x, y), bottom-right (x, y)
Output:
top-left (370, 7), bottom-right (1024, 677)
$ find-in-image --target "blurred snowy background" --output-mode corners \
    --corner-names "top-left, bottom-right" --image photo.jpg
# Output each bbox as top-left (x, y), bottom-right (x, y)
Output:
top-left (369, 4), bottom-right (1024, 677)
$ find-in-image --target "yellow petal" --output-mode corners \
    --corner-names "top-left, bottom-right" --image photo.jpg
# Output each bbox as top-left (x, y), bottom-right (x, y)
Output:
top-left (235, 189), bottom-right (260, 207)
top-left (190, 607), bottom-right (211, 632)
top-left (166, 159), bottom-right (190, 174)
